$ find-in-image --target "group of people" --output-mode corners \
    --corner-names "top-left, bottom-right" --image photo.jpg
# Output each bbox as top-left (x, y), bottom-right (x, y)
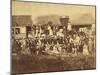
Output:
top-left (12, 25), bottom-right (95, 56)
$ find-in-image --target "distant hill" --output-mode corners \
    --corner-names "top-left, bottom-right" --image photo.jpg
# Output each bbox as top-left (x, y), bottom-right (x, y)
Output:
top-left (34, 14), bottom-right (95, 25)
top-left (34, 15), bottom-right (61, 25)
top-left (71, 13), bottom-right (95, 25)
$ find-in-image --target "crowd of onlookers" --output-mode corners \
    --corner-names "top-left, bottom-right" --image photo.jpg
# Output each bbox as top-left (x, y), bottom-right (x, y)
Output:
top-left (12, 25), bottom-right (95, 56)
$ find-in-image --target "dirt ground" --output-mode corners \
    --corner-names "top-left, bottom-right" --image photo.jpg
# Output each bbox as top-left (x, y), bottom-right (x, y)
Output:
top-left (11, 54), bottom-right (96, 74)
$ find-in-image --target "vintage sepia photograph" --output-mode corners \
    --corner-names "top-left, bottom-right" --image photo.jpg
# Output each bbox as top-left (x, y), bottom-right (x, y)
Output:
top-left (11, 0), bottom-right (96, 74)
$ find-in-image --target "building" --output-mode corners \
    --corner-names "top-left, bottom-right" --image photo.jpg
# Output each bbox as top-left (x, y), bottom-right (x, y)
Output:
top-left (12, 15), bottom-right (33, 39)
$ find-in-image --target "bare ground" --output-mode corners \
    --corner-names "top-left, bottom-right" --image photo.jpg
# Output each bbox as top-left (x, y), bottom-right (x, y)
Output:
top-left (11, 54), bottom-right (96, 74)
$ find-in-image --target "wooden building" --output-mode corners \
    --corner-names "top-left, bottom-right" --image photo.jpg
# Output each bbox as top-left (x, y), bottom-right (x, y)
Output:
top-left (12, 15), bottom-right (33, 39)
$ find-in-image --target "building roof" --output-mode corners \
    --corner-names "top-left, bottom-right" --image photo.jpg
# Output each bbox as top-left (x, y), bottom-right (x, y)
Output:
top-left (12, 15), bottom-right (33, 26)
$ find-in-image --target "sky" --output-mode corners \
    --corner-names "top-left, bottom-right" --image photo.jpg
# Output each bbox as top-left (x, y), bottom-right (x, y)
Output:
top-left (12, 1), bottom-right (96, 24)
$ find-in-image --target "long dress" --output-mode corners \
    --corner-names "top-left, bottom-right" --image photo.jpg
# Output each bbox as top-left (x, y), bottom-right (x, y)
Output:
top-left (83, 44), bottom-right (89, 55)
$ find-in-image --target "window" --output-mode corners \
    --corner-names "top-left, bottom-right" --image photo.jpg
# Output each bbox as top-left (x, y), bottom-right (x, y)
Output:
top-left (15, 28), bottom-right (20, 34)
